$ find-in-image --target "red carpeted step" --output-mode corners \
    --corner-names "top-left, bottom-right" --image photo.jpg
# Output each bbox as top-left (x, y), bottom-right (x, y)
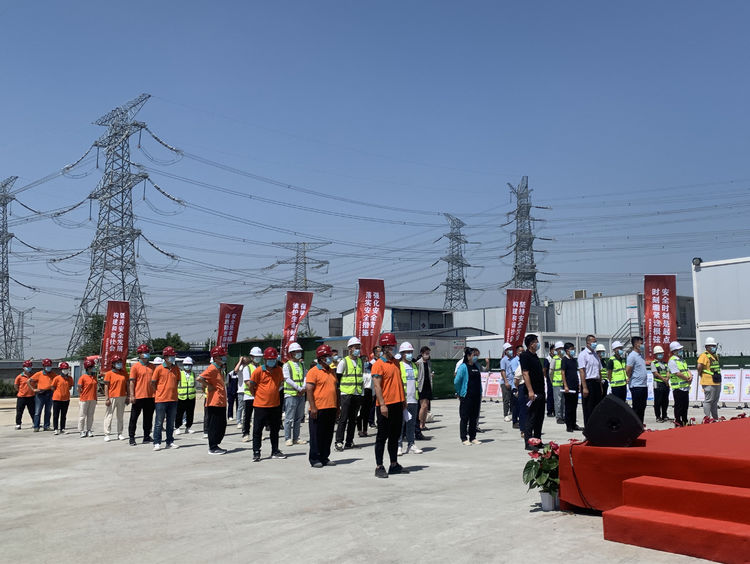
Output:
top-left (604, 505), bottom-right (750, 564)
top-left (622, 476), bottom-right (750, 525)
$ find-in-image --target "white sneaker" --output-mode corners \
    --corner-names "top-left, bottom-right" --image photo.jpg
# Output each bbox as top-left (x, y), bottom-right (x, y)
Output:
top-left (285, 439), bottom-right (293, 446)
top-left (462, 440), bottom-right (472, 446)
top-left (60, 429), bottom-right (66, 434)
top-left (104, 435), bottom-right (112, 442)
top-left (166, 443), bottom-right (177, 449)
top-left (202, 433), bottom-right (208, 439)
top-left (397, 446), bottom-right (403, 456)
top-left (504, 415), bottom-right (512, 422)
top-left (153, 444), bottom-right (162, 451)
top-left (15, 425), bottom-right (21, 430)
top-left (186, 427), bottom-right (195, 434)
top-left (228, 416), bottom-right (234, 421)
top-left (237, 423), bottom-right (242, 429)
top-left (87, 431), bottom-right (94, 437)
top-left (471, 439), bottom-right (481, 445)
top-left (408, 445), bottom-right (423, 454)
top-left (294, 439), bottom-right (307, 445)
top-left (175, 428), bottom-right (182, 435)
top-left (118, 434), bottom-right (125, 440)
top-left (80, 431), bottom-right (87, 438)
top-left (54, 430), bottom-right (59, 435)
top-left (242, 435), bottom-right (250, 442)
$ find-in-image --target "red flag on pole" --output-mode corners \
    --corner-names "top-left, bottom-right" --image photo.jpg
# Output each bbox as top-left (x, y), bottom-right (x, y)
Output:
top-left (100, 300), bottom-right (130, 373)
top-left (217, 303), bottom-right (244, 350)
top-left (504, 289), bottom-right (533, 350)
top-left (644, 275), bottom-right (677, 361)
top-left (281, 291), bottom-right (313, 362)
top-left (355, 279), bottom-right (385, 361)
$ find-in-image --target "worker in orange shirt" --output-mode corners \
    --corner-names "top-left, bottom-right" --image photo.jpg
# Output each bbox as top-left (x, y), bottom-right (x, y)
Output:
top-left (372, 332), bottom-right (408, 479)
top-left (28, 358), bottom-right (56, 432)
top-left (151, 346), bottom-right (181, 451)
top-left (103, 355), bottom-right (129, 442)
top-left (197, 345), bottom-right (229, 455)
top-left (78, 358), bottom-right (99, 437)
top-left (306, 344), bottom-right (340, 468)
top-left (51, 362), bottom-right (74, 435)
top-left (128, 344), bottom-right (155, 446)
top-left (248, 347), bottom-right (286, 462)
top-left (14, 360), bottom-right (35, 430)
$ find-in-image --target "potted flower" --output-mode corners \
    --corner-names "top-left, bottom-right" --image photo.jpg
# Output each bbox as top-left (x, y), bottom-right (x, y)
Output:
top-left (522, 438), bottom-right (560, 511)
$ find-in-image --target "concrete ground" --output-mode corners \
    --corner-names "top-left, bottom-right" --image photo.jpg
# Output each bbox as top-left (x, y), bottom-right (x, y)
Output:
top-left (1, 396), bottom-right (716, 563)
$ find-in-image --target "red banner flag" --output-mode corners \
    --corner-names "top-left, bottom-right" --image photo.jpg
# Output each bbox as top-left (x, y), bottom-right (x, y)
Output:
top-left (504, 289), bottom-right (533, 350)
top-left (100, 300), bottom-right (130, 373)
top-left (355, 279), bottom-right (385, 362)
top-left (281, 291), bottom-right (313, 361)
top-left (217, 303), bottom-right (244, 350)
top-left (644, 274), bottom-right (677, 361)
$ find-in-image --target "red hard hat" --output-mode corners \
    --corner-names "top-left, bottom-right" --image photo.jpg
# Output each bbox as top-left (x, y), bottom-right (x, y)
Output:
top-left (210, 345), bottom-right (227, 358)
top-left (263, 347), bottom-right (279, 360)
top-left (379, 333), bottom-right (397, 346)
top-left (42, 358), bottom-right (53, 367)
top-left (23, 359), bottom-right (33, 368)
top-left (137, 344), bottom-right (150, 354)
top-left (111, 355), bottom-right (122, 364)
top-left (162, 346), bottom-right (176, 357)
top-left (83, 358), bottom-right (96, 369)
top-left (315, 344), bottom-right (332, 358)
top-left (59, 361), bottom-right (70, 370)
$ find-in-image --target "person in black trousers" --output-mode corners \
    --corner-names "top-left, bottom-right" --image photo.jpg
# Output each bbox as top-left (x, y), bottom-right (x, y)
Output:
top-left (372, 334), bottom-right (407, 478)
top-left (307, 345), bottom-right (339, 468)
top-left (561, 342), bottom-right (581, 432)
top-left (650, 346), bottom-right (670, 422)
top-left (454, 347), bottom-right (483, 445)
top-left (520, 334), bottom-right (546, 450)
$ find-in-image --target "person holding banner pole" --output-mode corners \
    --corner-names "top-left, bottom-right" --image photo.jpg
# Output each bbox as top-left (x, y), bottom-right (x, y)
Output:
top-left (198, 346), bottom-right (229, 455)
top-left (372, 333), bottom-right (407, 479)
top-left (128, 344), bottom-right (156, 446)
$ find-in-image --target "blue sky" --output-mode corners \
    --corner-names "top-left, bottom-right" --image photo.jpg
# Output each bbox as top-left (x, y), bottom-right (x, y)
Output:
top-left (2, 1), bottom-right (749, 357)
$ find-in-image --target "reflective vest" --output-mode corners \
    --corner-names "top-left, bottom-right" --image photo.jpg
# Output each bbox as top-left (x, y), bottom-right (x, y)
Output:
top-left (609, 356), bottom-right (627, 387)
top-left (339, 356), bottom-right (363, 395)
top-left (599, 357), bottom-right (609, 381)
top-left (243, 364), bottom-right (261, 396)
top-left (670, 356), bottom-right (691, 390)
top-left (702, 353), bottom-right (721, 383)
top-left (551, 357), bottom-right (563, 386)
top-left (283, 361), bottom-right (305, 396)
top-left (400, 361), bottom-right (419, 401)
top-left (177, 370), bottom-right (196, 400)
top-left (652, 361), bottom-right (669, 386)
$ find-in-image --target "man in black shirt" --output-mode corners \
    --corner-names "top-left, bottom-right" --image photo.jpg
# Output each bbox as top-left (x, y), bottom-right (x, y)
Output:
top-left (562, 342), bottom-right (581, 432)
top-left (520, 334), bottom-right (545, 450)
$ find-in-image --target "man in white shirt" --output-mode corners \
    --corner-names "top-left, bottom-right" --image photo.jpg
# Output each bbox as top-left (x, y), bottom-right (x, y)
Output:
top-left (577, 334), bottom-right (603, 428)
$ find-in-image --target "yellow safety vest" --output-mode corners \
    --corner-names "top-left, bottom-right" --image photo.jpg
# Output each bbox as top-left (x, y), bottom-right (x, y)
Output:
top-left (283, 361), bottom-right (304, 396)
top-left (701, 353), bottom-right (721, 384)
top-left (652, 361), bottom-right (669, 386)
top-left (670, 356), bottom-right (691, 390)
top-left (339, 356), bottom-right (363, 395)
top-left (400, 361), bottom-right (419, 401)
top-left (177, 370), bottom-right (196, 400)
top-left (609, 356), bottom-right (627, 387)
top-left (551, 357), bottom-right (563, 386)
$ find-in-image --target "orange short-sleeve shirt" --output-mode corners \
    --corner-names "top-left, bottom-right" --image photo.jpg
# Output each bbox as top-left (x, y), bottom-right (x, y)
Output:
top-left (152, 364), bottom-right (180, 403)
top-left (200, 364), bottom-right (227, 407)
top-left (372, 358), bottom-right (406, 406)
top-left (15, 374), bottom-right (34, 397)
top-left (305, 366), bottom-right (338, 410)
top-left (31, 370), bottom-right (54, 391)
top-left (78, 374), bottom-right (98, 402)
top-left (249, 365), bottom-right (283, 408)
top-left (52, 375), bottom-right (74, 401)
top-left (104, 370), bottom-right (128, 398)
top-left (129, 362), bottom-right (154, 399)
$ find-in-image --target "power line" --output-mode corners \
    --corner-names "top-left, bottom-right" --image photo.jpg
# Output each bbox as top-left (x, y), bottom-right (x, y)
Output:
top-left (0, 176), bottom-right (18, 358)
top-left (435, 213), bottom-right (470, 310)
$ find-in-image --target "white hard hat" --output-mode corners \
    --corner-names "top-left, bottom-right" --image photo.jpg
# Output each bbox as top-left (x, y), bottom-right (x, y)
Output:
top-left (705, 337), bottom-right (717, 346)
top-left (288, 342), bottom-right (303, 353)
top-left (250, 346), bottom-right (263, 357)
top-left (595, 344), bottom-right (606, 352)
top-left (503, 342), bottom-right (513, 351)
top-left (611, 340), bottom-right (624, 350)
top-left (151, 356), bottom-right (163, 365)
top-left (182, 356), bottom-right (194, 365)
top-left (653, 346), bottom-right (664, 354)
top-left (398, 341), bottom-right (414, 353)
top-left (347, 337), bottom-right (362, 347)
top-left (669, 341), bottom-right (683, 352)
top-left (554, 341), bottom-right (564, 350)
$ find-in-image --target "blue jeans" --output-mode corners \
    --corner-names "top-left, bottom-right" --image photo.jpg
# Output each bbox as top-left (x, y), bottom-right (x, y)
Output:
top-left (401, 402), bottom-right (419, 447)
top-left (284, 395), bottom-right (306, 441)
top-left (34, 390), bottom-right (53, 429)
top-left (154, 401), bottom-right (177, 445)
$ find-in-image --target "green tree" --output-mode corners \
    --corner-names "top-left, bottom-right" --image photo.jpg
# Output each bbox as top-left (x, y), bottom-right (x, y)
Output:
top-left (151, 332), bottom-right (189, 352)
top-left (75, 314), bottom-right (105, 357)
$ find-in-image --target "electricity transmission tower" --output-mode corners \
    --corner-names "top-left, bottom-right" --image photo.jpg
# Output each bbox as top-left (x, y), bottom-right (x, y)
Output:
top-left (0, 176), bottom-right (18, 358)
top-left (12, 306), bottom-right (32, 359)
top-left (503, 176), bottom-right (553, 306)
top-left (259, 242), bottom-right (332, 334)
top-left (67, 94), bottom-right (153, 355)
top-left (435, 213), bottom-right (470, 310)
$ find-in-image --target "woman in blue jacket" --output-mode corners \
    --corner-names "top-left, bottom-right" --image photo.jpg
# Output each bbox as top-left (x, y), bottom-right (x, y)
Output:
top-left (454, 347), bottom-right (482, 445)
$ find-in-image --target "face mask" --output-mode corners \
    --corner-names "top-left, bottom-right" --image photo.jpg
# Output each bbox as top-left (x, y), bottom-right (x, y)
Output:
top-left (44, 366), bottom-right (51, 373)
top-left (266, 359), bottom-right (277, 368)
top-left (23, 366), bottom-right (31, 373)
top-left (142, 353), bottom-right (150, 361)
top-left (405, 353), bottom-right (413, 362)
top-left (589, 341), bottom-right (598, 350)
top-left (166, 356), bottom-right (175, 363)
top-left (113, 363), bottom-right (123, 370)
top-left (252, 356), bottom-right (262, 364)
top-left (639, 344), bottom-right (645, 352)
top-left (616, 350), bottom-right (624, 357)
top-left (676, 350), bottom-right (683, 357)
top-left (379, 351), bottom-right (385, 358)
top-left (567, 350), bottom-right (575, 358)
top-left (332, 355), bottom-right (339, 362)
top-left (293, 352), bottom-right (303, 360)
top-left (351, 349), bottom-right (361, 358)
top-left (505, 350), bottom-right (512, 357)
top-left (184, 366), bottom-right (193, 372)
top-left (709, 346), bottom-right (717, 354)
top-left (220, 356), bottom-right (227, 363)
top-left (557, 350), bottom-right (564, 357)
top-left (62, 369), bottom-right (70, 376)
top-left (324, 356), bottom-right (332, 365)
top-left (471, 355), bottom-right (478, 363)
top-left (656, 354), bottom-right (664, 360)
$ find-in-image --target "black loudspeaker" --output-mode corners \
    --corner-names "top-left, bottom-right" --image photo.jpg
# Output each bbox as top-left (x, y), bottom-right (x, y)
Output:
top-left (583, 394), bottom-right (643, 447)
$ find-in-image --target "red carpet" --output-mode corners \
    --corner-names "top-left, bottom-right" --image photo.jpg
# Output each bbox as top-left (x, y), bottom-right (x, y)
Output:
top-left (559, 418), bottom-right (750, 563)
